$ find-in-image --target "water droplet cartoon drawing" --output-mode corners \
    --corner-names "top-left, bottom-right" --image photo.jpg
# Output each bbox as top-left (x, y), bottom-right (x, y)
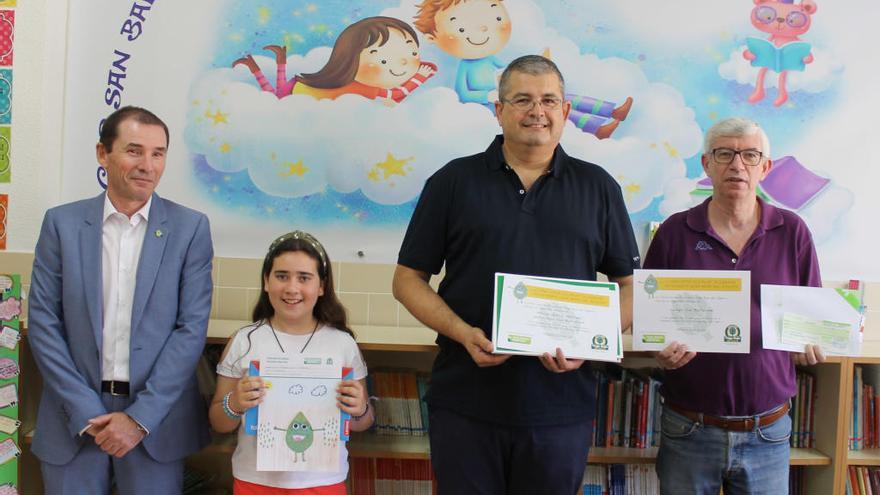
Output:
top-left (275, 411), bottom-right (322, 462)
top-left (743, 0), bottom-right (818, 106)
top-left (513, 281), bottom-right (528, 301)
top-left (644, 274), bottom-right (658, 299)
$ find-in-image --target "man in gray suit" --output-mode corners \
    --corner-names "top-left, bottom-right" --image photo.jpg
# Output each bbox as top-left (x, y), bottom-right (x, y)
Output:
top-left (28, 106), bottom-right (213, 494)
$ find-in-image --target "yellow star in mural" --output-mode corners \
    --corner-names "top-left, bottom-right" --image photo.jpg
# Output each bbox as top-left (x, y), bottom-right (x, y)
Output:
top-left (663, 141), bottom-right (679, 159)
top-left (625, 182), bottom-right (641, 195)
top-left (279, 160), bottom-right (309, 177)
top-left (375, 152), bottom-right (414, 180)
top-left (368, 169), bottom-right (380, 182)
top-left (210, 110), bottom-right (229, 124)
top-left (257, 6), bottom-right (271, 25)
top-left (219, 143), bottom-right (232, 153)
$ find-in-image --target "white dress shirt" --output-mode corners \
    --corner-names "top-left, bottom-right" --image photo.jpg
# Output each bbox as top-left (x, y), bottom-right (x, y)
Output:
top-left (101, 195), bottom-right (151, 383)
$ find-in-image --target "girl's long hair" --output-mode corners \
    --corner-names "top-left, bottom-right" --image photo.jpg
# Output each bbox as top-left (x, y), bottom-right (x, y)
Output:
top-left (297, 16), bottom-right (420, 89)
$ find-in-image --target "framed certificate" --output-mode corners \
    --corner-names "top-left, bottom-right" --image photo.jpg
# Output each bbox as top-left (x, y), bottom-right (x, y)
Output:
top-left (491, 272), bottom-right (622, 362)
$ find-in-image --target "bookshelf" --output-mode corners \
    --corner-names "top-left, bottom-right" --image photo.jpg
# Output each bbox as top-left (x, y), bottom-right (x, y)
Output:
top-left (15, 322), bottom-right (870, 495)
top-left (845, 354), bottom-right (880, 493)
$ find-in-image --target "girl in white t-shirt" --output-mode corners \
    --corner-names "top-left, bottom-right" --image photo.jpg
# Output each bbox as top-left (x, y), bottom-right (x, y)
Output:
top-left (209, 231), bottom-right (373, 495)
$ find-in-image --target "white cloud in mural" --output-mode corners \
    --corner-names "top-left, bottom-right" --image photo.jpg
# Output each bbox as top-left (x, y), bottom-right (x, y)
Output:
top-left (546, 1), bottom-right (747, 50)
top-left (185, 0), bottom-right (702, 211)
top-left (798, 184), bottom-right (854, 244)
top-left (186, 65), bottom-right (497, 205)
top-left (658, 177), bottom-right (702, 218)
top-left (718, 45), bottom-right (844, 94)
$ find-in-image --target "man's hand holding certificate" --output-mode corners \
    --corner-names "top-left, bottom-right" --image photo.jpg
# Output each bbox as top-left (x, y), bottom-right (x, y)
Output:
top-left (633, 269), bottom-right (751, 353)
top-left (491, 273), bottom-right (622, 362)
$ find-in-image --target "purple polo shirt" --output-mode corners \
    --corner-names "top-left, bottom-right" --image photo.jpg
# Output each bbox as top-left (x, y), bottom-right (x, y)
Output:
top-left (643, 197), bottom-right (821, 416)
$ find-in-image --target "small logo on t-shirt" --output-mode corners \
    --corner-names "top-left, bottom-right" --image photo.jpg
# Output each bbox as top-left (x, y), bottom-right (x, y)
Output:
top-left (695, 241), bottom-right (713, 251)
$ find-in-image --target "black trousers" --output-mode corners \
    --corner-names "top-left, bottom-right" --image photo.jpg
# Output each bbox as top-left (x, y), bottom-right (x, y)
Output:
top-left (428, 407), bottom-right (592, 495)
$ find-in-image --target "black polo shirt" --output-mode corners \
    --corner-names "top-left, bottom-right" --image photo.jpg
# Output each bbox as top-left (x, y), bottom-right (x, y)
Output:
top-left (398, 135), bottom-right (640, 426)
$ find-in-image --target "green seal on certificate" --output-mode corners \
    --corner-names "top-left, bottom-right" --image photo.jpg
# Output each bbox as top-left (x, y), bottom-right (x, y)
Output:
top-left (591, 335), bottom-right (609, 351)
top-left (723, 325), bottom-right (742, 343)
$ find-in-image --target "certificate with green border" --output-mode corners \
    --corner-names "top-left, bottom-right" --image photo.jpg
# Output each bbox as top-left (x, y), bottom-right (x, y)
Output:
top-left (491, 272), bottom-right (622, 362)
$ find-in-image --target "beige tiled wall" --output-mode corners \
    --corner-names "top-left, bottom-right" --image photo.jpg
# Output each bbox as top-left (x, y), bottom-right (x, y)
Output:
top-left (3, 251), bottom-right (877, 338)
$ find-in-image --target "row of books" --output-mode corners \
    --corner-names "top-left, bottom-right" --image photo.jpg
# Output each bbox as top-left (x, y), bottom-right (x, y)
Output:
top-left (582, 464), bottom-right (658, 495)
top-left (591, 367), bottom-right (662, 448)
top-left (791, 370), bottom-right (818, 448)
top-left (349, 458), bottom-right (436, 495)
top-left (591, 366), bottom-right (817, 450)
top-left (367, 370), bottom-right (430, 436)
top-left (851, 365), bottom-right (880, 450)
top-left (847, 465), bottom-right (880, 495)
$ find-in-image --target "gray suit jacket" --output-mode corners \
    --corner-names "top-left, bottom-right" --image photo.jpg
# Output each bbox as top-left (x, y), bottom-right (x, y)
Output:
top-left (28, 192), bottom-right (213, 464)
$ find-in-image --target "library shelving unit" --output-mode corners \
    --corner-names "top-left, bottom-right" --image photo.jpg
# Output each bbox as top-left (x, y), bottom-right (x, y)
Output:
top-left (17, 323), bottom-right (863, 494)
top-left (844, 342), bottom-right (880, 493)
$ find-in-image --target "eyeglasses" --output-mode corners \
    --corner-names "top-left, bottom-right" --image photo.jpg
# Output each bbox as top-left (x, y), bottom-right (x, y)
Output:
top-left (711, 148), bottom-right (765, 167)
top-left (501, 96), bottom-right (563, 111)
top-left (753, 6), bottom-right (808, 28)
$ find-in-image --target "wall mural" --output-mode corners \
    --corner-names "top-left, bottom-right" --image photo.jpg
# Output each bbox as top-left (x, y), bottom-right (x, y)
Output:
top-left (61, 0), bottom-right (878, 280)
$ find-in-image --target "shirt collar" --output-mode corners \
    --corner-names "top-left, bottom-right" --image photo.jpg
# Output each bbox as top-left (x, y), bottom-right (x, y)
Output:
top-left (103, 193), bottom-right (152, 225)
top-left (686, 196), bottom-right (784, 234)
top-left (485, 134), bottom-right (567, 178)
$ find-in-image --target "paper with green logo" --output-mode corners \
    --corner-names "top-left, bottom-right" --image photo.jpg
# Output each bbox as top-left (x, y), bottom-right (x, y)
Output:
top-left (760, 284), bottom-right (863, 356)
top-left (491, 273), bottom-right (622, 362)
top-left (633, 269), bottom-right (751, 353)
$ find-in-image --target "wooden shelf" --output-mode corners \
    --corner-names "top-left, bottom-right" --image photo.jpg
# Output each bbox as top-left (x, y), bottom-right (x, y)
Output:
top-left (791, 448), bottom-right (833, 466)
top-left (848, 449), bottom-right (880, 466)
top-left (588, 447), bottom-right (658, 464)
top-left (349, 433), bottom-right (430, 460)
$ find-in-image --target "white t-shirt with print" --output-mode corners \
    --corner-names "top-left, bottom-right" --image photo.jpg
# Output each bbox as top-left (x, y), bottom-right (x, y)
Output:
top-left (217, 322), bottom-right (368, 489)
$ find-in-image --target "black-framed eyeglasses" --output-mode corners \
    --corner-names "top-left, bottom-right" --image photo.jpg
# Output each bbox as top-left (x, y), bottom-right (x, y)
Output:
top-left (501, 96), bottom-right (563, 111)
top-left (711, 148), bottom-right (764, 167)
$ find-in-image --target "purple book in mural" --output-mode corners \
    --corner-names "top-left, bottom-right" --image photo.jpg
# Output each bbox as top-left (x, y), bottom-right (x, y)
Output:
top-left (692, 155), bottom-right (829, 210)
top-left (759, 155), bottom-right (830, 210)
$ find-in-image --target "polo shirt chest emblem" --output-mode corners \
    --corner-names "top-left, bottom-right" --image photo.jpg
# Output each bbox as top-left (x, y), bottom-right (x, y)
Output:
top-left (695, 240), bottom-right (713, 251)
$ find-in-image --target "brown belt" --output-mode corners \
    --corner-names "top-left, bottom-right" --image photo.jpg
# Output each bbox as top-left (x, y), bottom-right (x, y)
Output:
top-left (667, 402), bottom-right (790, 432)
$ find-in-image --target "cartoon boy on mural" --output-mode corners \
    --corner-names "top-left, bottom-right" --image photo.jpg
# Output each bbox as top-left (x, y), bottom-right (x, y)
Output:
top-left (743, 0), bottom-right (818, 107)
top-left (234, 16), bottom-right (438, 104)
top-left (413, 0), bottom-right (633, 139)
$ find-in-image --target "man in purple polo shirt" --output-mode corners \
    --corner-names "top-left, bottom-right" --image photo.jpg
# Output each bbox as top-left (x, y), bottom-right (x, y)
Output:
top-left (645, 117), bottom-right (825, 495)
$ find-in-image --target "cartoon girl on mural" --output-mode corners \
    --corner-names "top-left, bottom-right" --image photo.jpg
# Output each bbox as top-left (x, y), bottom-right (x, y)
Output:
top-left (234, 16), bottom-right (437, 104)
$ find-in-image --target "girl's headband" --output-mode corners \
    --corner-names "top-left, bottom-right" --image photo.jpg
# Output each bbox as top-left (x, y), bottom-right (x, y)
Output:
top-left (267, 230), bottom-right (328, 274)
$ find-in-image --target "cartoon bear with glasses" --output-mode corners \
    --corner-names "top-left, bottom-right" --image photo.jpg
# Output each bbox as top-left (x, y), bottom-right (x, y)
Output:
top-left (743, 0), bottom-right (818, 107)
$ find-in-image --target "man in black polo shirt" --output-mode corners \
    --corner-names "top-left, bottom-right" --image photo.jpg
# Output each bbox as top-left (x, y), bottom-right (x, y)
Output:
top-left (393, 55), bottom-right (640, 495)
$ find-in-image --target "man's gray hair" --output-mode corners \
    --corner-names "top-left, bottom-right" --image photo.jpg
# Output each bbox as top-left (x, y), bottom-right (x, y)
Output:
top-left (703, 117), bottom-right (770, 158)
top-left (498, 55), bottom-right (565, 99)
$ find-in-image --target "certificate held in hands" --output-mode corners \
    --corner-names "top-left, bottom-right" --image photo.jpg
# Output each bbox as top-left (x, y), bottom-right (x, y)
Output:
top-left (633, 269), bottom-right (751, 353)
top-left (760, 284), bottom-right (863, 356)
top-left (491, 273), bottom-right (622, 362)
